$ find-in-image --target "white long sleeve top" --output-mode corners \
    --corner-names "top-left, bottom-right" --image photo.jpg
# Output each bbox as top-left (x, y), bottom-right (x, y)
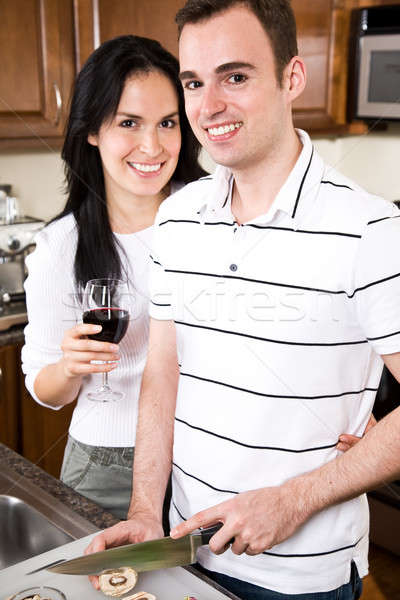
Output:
top-left (21, 212), bottom-right (153, 447)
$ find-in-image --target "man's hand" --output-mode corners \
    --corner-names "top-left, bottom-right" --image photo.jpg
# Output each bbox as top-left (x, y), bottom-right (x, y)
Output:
top-left (336, 414), bottom-right (377, 452)
top-left (170, 484), bottom-right (309, 556)
top-left (85, 513), bottom-right (163, 589)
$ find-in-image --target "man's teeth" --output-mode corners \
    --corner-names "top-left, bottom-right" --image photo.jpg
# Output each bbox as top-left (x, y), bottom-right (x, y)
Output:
top-left (208, 123), bottom-right (242, 136)
top-left (130, 162), bottom-right (162, 172)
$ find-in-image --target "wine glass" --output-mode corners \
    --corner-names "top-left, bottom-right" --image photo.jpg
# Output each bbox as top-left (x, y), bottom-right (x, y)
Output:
top-left (82, 278), bottom-right (130, 402)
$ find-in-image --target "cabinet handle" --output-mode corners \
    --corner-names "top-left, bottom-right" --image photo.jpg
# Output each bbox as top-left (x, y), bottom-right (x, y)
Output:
top-left (53, 82), bottom-right (62, 126)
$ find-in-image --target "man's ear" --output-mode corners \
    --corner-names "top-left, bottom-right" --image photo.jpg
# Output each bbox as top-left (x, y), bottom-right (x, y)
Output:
top-left (87, 133), bottom-right (98, 146)
top-left (284, 56), bottom-right (306, 103)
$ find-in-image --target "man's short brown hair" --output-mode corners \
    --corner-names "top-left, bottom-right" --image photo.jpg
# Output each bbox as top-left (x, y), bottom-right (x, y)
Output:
top-left (176, 0), bottom-right (298, 84)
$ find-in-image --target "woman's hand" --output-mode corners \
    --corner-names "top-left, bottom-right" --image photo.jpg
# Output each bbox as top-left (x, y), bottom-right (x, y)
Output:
top-left (336, 414), bottom-right (377, 452)
top-left (60, 323), bottom-right (119, 379)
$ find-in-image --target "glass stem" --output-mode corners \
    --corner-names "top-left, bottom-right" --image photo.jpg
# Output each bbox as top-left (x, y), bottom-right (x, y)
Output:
top-left (102, 371), bottom-right (109, 390)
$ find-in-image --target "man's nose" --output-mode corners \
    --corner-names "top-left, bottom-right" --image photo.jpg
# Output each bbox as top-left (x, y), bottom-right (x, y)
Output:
top-left (138, 129), bottom-right (162, 156)
top-left (200, 84), bottom-right (226, 120)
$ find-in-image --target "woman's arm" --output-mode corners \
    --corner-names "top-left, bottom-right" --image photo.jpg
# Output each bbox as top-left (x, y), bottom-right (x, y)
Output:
top-left (33, 323), bottom-right (120, 407)
top-left (22, 225), bottom-right (119, 408)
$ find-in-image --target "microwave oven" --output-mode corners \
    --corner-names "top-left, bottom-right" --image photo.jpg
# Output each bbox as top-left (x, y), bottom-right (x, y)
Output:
top-left (348, 4), bottom-right (400, 122)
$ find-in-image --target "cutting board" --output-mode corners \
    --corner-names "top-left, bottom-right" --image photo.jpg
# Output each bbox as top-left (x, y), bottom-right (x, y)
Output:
top-left (0, 533), bottom-right (235, 599)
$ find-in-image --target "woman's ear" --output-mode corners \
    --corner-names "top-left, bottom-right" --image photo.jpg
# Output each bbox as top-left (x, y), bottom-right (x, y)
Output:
top-left (87, 133), bottom-right (98, 146)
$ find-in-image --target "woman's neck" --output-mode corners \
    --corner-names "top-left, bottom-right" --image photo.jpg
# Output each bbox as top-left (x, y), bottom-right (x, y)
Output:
top-left (107, 186), bottom-right (169, 234)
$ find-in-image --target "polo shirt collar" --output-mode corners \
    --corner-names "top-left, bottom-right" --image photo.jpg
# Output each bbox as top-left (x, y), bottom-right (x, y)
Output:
top-left (200, 129), bottom-right (325, 228)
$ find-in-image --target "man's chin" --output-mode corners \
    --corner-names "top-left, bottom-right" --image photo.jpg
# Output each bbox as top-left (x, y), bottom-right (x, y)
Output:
top-left (204, 148), bottom-right (243, 170)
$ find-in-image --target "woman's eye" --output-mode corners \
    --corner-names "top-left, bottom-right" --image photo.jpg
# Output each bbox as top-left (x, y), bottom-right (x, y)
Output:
top-left (160, 119), bottom-right (177, 129)
top-left (185, 80), bottom-right (202, 90)
top-left (120, 119), bottom-right (136, 128)
top-left (228, 73), bottom-right (247, 84)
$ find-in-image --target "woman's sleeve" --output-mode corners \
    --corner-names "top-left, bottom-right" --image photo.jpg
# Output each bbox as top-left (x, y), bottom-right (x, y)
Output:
top-left (21, 227), bottom-right (78, 409)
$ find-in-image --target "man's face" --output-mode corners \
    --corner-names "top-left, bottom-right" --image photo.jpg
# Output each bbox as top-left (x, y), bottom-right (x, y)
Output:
top-left (179, 5), bottom-right (294, 173)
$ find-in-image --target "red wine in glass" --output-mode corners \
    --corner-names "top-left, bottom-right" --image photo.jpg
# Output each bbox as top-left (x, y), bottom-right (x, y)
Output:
top-left (83, 279), bottom-right (130, 402)
top-left (83, 308), bottom-right (129, 344)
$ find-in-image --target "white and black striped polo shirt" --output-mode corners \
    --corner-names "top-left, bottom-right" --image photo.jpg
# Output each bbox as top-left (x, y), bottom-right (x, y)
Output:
top-left (149, 130), bottom-right (400, 594)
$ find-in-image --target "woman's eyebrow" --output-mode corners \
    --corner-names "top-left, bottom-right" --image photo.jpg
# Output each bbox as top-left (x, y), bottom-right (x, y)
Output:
top-left (161, 111), bottom-right (180, 119)
top-left (116, 112), bottom-right (142, 119)
top-left (116, 111), bottom-right (179, 119)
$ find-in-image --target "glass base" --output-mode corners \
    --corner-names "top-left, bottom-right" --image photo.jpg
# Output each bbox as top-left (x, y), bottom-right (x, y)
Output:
top-left (87, 386), bottom-right (124, 402)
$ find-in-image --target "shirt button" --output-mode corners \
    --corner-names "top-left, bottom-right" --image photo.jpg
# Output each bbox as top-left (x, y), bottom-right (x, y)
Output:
top-left (229, 263), bottom-right (238, 272)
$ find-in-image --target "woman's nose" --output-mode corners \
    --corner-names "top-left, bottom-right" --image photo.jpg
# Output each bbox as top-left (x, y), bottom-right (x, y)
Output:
top-left (138, 129), bottom-right (162, 157)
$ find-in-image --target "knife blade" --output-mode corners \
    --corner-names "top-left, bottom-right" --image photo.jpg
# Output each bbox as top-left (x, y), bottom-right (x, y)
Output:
top-left (27, 524), bottom-right (223, 576)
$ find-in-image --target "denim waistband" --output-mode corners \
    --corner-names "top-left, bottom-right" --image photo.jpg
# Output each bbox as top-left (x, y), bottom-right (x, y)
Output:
top-left (69, 435), bottom-right (134, 467)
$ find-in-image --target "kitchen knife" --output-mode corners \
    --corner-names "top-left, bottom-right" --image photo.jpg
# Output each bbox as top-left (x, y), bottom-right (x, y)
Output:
top-left (27, 524), bottom-right (224, 576)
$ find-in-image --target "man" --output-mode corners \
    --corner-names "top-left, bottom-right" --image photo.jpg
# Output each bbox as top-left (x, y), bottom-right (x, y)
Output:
top-left (88, 1), bottom-right (400, 598)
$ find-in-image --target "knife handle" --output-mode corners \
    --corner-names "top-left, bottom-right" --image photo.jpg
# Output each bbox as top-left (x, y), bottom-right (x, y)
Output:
top-left (199, 523), bottom-right (234, 546)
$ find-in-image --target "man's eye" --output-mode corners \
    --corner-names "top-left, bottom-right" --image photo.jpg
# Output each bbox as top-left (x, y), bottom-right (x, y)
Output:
top-left (160, 119), bottom-right (176, 129)
top-left (120, 119), bottom-right (136, 128)
top-left (228, 73), bottom-right (247, 84)
top-left (185, 80), bottom-right (202, 90)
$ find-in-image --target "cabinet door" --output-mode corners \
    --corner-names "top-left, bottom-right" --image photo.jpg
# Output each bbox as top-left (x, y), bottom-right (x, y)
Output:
top-left (292, 0), bottom-right (349, 133)
top-left (20, 378), bottom-right (75, 479)
top-left (0, 344), bottom-right (20, 451)
top-left (0, 0), bottom-right (75, 145)
top-left (74, 0), bottom-right (184, 70)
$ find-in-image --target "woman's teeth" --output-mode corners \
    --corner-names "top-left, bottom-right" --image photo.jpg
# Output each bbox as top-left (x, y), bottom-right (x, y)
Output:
top-left (130, 162), bottom-right (162, 172)
top-left (208, 122), bottom-right (242, 136)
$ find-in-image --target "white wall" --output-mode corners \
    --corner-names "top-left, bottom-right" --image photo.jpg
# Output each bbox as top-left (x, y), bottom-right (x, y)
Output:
top-left (1, 122), bottom-right (400, 222)
top-left (0, 148), bottom-right (66, 222)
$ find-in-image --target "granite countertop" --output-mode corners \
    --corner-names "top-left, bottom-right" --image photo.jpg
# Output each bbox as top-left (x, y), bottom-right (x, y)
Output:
top-left (0, 324), bottom-right (25, 347)
top-left (0, 443), bottom-right (239, 598)
top-left (0, 443), bottom-right (118, 530)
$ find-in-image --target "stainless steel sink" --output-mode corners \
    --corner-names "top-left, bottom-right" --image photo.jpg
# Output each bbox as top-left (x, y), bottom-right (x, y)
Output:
top-left (0, 495), bottom-right (73, 569)
top-left (0, 463), bottom-right (98, 571)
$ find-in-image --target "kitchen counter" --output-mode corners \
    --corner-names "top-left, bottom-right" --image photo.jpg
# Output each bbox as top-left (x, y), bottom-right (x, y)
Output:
top-left (0, 323), bottom-right (25, 347)
top-left (0, 443), bottom-right (239, 599)
top-left (0, 443), bottom-right (118, 530)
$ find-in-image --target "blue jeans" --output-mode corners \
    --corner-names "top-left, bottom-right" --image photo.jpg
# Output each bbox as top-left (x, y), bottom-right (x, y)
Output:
top-left (195, 562), bottom-right (362, 600)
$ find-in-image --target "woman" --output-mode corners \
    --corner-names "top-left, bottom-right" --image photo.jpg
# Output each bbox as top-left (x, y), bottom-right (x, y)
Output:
top-left (21, 35), bottom-right (205, 519)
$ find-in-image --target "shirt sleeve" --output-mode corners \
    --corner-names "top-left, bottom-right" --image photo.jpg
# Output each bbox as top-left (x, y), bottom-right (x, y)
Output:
top-left (21, 227), bottom-right (79, 409)
top-left (353, 212), bottom-right (400, 355)
top-left (148, 209), bottom-right (174, 321)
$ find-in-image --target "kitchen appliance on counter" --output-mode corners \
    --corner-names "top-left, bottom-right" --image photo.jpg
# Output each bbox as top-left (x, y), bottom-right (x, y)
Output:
top-left (348, 4), bottom-right (400, 122)
top-left (0, 215), bottom-right (45, 331)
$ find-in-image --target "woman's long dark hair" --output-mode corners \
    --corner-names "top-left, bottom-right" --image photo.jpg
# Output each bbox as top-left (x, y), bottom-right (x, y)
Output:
top-left (57, 35), bottom-right (205, 291)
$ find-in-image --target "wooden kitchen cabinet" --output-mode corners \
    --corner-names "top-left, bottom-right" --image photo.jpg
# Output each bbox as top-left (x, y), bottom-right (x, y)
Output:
top-left (73, 0), bottom-right (183, 70)
top-left (292, 0), bottom-right (351, 133)
top-left (0, 0), bottom-right (75, 149)
top-left (19, 364), bottom-right (75, 479)
top-left (0, 344), bottom-right (21, 451)
top-left (0, 341), bottom-right (74, 478)
top-left (292, 0), bottom-right (397, 134)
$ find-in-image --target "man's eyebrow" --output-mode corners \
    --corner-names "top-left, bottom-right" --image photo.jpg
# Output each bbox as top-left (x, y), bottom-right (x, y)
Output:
top-left (179, 62), bottom-right (255, 81)
top-left (179, 70), bottom-right (197, 81)
top-left (215, 61), bottom-right (255, 74)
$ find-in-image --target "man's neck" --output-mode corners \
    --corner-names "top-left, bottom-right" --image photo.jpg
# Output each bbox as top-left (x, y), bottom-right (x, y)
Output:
top-left (231, 129), bottom-right (302, 225)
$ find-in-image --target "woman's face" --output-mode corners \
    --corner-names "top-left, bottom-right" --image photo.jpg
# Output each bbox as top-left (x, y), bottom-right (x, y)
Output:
top-left (88, 70), bottom-right (181, 204)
